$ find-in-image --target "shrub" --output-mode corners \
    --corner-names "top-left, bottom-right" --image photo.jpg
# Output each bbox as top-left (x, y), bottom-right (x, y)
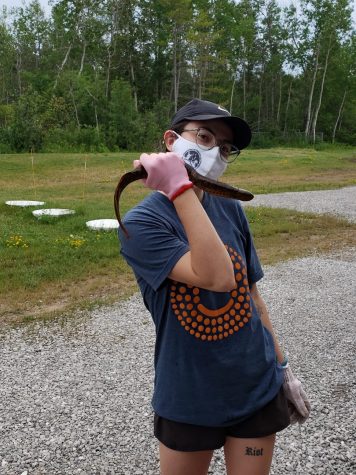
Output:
top-left (42, 127), bottom-right (108, 152)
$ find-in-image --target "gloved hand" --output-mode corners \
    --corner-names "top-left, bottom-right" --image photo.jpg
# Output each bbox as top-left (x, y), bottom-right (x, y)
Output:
top-left (283, 365), bottom-right (311, 425)
top-left (134, 152), bottom-right (193, 201)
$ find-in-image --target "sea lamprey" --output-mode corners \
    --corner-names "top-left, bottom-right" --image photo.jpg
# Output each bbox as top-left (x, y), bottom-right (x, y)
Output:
top-left (114, 163), bottom-right (254, 238)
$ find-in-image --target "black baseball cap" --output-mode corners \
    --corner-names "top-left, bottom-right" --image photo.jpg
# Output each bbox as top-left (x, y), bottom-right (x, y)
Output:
top-left (170, 98), bottom-right (252, 150)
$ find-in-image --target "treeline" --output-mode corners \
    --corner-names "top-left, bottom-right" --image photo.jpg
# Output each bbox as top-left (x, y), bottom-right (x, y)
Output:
top-left (0, 0), bottom-right (355, 153)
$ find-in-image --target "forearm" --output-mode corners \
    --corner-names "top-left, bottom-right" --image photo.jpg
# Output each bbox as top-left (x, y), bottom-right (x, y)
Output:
top-left (251, 286), bottom-right (311, 423)
top-left (250, 284), bottom-right (285, 363)
top-left (173, 188), bottom-right (235, 291)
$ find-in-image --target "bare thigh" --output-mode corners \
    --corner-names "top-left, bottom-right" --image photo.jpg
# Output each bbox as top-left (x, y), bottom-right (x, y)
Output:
top-left (224, 434), bottom-right (276, 475)
top-left (159, 442), bottom-right (214, 475)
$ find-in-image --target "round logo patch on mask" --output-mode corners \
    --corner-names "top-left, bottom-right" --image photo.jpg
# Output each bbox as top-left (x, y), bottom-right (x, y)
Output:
top-left (183, 149), bottom-right (202, 169)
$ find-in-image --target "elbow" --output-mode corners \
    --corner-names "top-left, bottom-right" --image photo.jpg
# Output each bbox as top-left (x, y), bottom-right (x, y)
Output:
top-left (208, 270), bottom-right (236, 293)
top-left (226, 277), bottom-right (237, 292)
top-left (215, 278), bottom-right (236, 293)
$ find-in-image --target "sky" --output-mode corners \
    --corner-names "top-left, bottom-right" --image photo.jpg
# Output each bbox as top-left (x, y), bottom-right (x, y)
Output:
top-left (1, 0), bottom-right (355, 24)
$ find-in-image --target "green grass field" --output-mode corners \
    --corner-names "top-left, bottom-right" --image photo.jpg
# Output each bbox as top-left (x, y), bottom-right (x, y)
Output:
top-left (1, 147), bottom-right (356, 324)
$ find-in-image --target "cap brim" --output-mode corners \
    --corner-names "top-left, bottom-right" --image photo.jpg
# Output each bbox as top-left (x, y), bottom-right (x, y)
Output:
top-left (221, 116), bottom-right (252, 150)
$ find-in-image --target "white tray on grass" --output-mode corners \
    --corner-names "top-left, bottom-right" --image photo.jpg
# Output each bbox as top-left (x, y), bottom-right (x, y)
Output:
top-left (6, 200), bottom-right (45, 207)
top-left (86, 219), bottom-right (119, 231)
top-left (32, 209), bottom-right (75, 217)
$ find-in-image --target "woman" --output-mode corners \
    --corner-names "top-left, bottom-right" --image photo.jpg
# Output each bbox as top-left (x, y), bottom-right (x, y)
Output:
top-left (118, 99), bottom-right (310, 475)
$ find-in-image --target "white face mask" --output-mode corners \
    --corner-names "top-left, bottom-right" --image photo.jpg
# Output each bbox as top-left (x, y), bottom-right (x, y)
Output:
top-left (172, 133), bottom-right (227, 180)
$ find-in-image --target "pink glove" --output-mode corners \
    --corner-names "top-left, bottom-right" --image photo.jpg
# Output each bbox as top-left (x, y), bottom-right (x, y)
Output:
top-left (283, 365), bottom-right (311, 425)
top-left (134, 152), bottom-right (193, 201)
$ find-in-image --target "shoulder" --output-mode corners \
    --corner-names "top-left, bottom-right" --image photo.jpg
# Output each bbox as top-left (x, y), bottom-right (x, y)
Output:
top-left (119, 192), bottom-right (180, 246)
top-left (204, 192), bottom-right (244, 210)
top-left (123, 192), bottom-right (173, 224)
top-left (204, 193), bottom-right (248, 222)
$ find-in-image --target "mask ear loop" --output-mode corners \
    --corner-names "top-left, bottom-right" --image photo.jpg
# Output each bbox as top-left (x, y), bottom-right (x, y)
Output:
top-left (169, 130), bottom-right (180, 139)
top-left (163, 130), bottom-right (180, 151)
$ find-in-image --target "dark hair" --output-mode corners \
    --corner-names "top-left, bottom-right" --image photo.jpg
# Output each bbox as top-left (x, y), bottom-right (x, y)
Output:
top-left (170, 120), bottom-right (189, 134)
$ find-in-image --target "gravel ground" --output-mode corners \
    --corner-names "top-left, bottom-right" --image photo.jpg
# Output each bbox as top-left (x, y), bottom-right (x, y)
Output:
top-left (1, 188), bottom-right (355, 475)
top-left (243, 186), bottom-right (356, 222)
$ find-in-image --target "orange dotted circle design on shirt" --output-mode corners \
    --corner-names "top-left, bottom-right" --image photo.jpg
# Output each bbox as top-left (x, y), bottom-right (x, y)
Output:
top-left (170, 246), bottom-right (252, 342)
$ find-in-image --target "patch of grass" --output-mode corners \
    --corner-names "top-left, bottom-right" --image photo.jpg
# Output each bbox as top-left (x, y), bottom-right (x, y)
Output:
top-left (245, 207), bottom-right (356, 264)
top-left (1, 148), bottom-right (355, 325)
top-left (224, 147), bottom-right (356, 193)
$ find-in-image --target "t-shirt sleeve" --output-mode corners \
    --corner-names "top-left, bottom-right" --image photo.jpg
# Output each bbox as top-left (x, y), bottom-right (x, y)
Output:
top-left (237, 204), bottom-right (264, 285)
top-left (118, 212), bottom-right (189, 291)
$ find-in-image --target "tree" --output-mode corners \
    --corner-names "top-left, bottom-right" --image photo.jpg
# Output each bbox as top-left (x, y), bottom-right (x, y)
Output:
top-left (0, 0), bottom-right (355, 151)
top-left (0, 21), bottom-right (17, 103)
top-left (11, 0), bottom-right (50, 94)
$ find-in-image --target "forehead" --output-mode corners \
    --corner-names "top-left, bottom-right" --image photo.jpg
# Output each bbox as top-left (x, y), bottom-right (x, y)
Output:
top-left (186, 119), bottom-right (233, 142)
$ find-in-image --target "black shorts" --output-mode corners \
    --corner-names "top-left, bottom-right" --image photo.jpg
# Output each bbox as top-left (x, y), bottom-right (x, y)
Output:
top-left (154, 387), bottom-right (290, 452)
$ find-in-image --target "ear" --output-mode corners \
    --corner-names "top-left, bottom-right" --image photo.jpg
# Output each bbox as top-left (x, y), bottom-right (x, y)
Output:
top-left (163, 130), bottom-right (177, 151)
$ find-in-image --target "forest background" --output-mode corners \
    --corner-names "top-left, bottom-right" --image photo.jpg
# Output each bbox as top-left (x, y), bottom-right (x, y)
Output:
top-left (0, 0), bottom-right (355, 154)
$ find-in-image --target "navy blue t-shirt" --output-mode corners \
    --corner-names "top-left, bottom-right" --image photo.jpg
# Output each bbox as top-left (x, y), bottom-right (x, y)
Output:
top-left (119, 191), bottom-right (284, 427)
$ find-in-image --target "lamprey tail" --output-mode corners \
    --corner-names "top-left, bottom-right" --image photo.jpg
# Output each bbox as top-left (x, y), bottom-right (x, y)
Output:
top-left (114, 164), bottom-right (254, 238)
top-left (114, 167), bottom-right (148, 238)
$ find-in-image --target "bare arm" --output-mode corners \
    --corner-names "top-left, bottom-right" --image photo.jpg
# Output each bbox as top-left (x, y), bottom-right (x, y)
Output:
top-left (136, 152), bottom-right (235, 292)
top-left (168, 188), bottom-right (235, 292)
top-left (250, 283), bottom-right (285, 364)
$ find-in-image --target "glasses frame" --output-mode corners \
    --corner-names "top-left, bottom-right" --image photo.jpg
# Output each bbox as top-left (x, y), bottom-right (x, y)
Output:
top-left (181, 127), bottom-right (240, 163)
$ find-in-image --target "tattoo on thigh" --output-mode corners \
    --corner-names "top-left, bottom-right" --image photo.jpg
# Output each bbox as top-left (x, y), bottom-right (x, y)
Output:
top-left (245, 447), bottom-right (264, 456)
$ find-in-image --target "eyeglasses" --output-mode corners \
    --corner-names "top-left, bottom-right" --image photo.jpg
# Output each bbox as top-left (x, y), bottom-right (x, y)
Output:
top-left (181, 127), bottom-right (240, 163)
